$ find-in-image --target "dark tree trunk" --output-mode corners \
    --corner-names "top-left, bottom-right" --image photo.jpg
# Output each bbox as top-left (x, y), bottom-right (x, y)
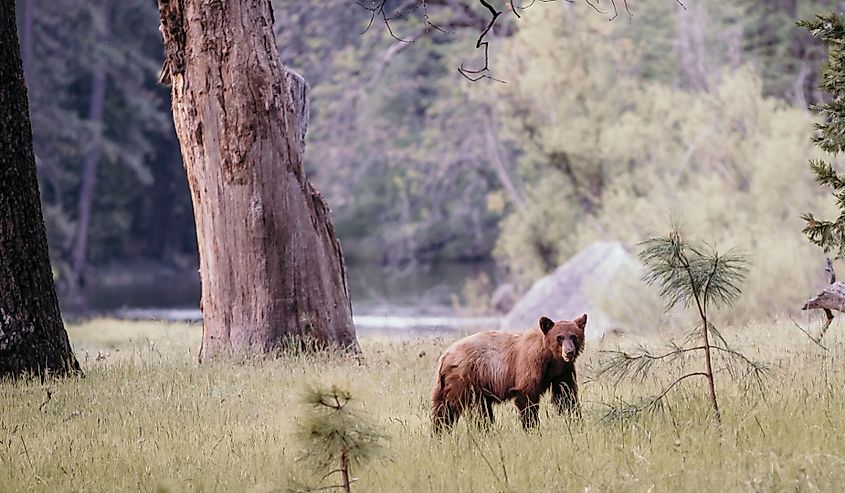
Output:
top-left (0, 0), bottom-right (80, 379)
top-left (68, 0), bottom-right (110, 311)
top-left (157, 0), bottom-right (359, 360)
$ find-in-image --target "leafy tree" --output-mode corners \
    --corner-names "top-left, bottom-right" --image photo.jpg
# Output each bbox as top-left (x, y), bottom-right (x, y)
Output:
top-left (491, 3), bottom-right (830, 326)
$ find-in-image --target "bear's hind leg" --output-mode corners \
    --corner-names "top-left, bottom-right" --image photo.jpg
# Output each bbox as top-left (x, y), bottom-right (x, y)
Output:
top-left (432, 400), bottom-right (462, 433)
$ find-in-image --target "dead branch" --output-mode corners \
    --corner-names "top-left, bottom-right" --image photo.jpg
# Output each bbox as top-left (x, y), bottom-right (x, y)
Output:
top-left (457, 0), bottom-right (503, 82)
top-left (802, 257), bottom-right (839, 342)
top-left (356, 0), bottom-right (643, 83)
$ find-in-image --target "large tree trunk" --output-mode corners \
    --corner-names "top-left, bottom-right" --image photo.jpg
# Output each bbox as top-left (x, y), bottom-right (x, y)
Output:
top-left (0, 0), bottom-right (80, 378)
top-left (157, 0), bottom-right (358, 360)
top-left (68, 0), bottom-right (110, 312)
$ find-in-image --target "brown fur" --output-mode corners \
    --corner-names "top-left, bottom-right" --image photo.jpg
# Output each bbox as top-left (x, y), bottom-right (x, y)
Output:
top-left (431, 314), bottom-right (586, 431)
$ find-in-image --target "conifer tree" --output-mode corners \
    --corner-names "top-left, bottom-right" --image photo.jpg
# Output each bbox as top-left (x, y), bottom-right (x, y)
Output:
top-left (800, 14), bottom-right (845, 256)
top-left (294, 384), bottom-right (385, 492)
top-left (600, 229), bottom-right (764, 424)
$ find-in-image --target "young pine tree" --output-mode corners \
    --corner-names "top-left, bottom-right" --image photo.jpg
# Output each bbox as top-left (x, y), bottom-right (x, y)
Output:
top-left (600, 229), bottom-right (765, 424)
top-left (294, 384), bottom-right (385, 493)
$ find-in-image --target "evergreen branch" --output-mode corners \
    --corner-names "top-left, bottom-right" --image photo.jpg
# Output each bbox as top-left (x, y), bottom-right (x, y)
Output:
top-left (602, 372), bottom-right (708, 422)
top-left (597, 343), bottom-right (701, 385)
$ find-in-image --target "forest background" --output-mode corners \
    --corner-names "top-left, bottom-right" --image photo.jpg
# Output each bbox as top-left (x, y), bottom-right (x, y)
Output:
top-left (19, 0), bottom-right (841, 324)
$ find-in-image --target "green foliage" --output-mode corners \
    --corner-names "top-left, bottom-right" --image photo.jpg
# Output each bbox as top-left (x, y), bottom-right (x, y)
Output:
top-left (20, 0), bottom-right (845, 282)
top-left (639, 231), bottom-right (748, 312)
top-left (491, 4), bottom-right (832, 324)
top-left (294, 383), bottom-right (386, 489)
top-left (599, 228), bottom-right (763, 422)
top-left (800, 14), bottom-right (845, 258)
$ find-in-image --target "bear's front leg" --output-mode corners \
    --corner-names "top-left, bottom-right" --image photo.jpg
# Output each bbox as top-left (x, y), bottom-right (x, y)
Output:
top-left (515, 394), bottom-right (540, 429)
top-left (551, 371), bottom-right (580, 418)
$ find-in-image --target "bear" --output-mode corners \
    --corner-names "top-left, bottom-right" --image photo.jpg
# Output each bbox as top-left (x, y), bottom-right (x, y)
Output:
top-left (431, 314), bottom-right (586, 431)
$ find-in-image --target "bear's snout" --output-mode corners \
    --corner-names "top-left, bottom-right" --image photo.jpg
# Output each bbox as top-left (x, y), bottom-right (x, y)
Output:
top-left (562, 340), bottom-right (577, 362)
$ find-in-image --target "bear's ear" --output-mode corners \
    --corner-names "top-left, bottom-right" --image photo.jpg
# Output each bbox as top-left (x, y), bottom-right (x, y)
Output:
top-left (574, 313), bottom-right (588, 331)
top-left (539, 316), bottom-right (555, 334)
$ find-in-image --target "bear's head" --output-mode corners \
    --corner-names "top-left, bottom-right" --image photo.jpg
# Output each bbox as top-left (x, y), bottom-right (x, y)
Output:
top-left (539, 314), bottom-right (587, 363)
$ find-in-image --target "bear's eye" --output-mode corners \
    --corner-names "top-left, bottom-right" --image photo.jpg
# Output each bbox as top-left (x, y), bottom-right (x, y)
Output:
top-left (556, 335), bottom-right (564, 344)
top-left (571, 336), bottom-right (579, 346)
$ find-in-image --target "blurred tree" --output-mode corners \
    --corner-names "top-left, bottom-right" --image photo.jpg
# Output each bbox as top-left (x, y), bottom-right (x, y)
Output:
top-left (67, 0), bottom-right (109, 310)
top-left (157, 0), bottom-right (359, 357)
top-left (0, 0), bottom-right (80, 378)
top-left (492, 3), bottom-right (831, 327)
top-left (18, 0), bottom-right (182, 310)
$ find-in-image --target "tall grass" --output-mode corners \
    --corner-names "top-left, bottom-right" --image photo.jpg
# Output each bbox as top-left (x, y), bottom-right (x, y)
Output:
top-left (2, 318), bottom-right (845, 491)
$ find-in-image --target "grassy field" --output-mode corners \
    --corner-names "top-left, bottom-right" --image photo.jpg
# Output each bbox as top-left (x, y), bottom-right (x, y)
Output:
top-left (2, 318), bottom-right (845, 492)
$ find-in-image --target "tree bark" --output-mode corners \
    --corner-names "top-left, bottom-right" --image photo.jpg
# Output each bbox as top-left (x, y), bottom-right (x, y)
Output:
top-left (68, 0), bottom-right (110, 311)
top-left (157, 0), bottom-right (359, 360)
top-left (0, 0), bottom-right (80, 378)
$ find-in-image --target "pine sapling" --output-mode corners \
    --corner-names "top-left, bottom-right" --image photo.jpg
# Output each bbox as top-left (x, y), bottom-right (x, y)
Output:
top-left (599, 228), bottom-right (766, 424)
top-left (294, 384), bottom-right (386, 493)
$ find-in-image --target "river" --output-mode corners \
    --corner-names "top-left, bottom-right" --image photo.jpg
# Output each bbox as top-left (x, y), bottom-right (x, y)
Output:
top-left (75, 261), bottom-right (501, 335)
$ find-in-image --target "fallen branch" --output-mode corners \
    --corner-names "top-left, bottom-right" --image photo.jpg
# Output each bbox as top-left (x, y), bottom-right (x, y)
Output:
top-left (802, 258), bottom-right (838, 342)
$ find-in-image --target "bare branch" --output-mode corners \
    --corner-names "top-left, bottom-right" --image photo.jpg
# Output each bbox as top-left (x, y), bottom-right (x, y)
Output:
top-left (357, 0), bottom-right (641, 83)
top-left (584, 0), bottom-right (606, 15)
top-left (788, 314), bottom-right (830, 351)
top-left (457, 0), bottom-right (504, 83)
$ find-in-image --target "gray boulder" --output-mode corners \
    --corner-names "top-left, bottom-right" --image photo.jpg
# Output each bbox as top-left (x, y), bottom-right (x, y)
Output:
top-left (501, 241), bottom-right (644, 340)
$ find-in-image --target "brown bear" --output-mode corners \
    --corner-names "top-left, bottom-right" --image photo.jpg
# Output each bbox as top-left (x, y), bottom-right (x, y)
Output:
top-left (431, 314), bottom-right (586, 431)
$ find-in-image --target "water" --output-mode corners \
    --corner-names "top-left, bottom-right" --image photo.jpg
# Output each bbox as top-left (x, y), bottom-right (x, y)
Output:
top-left (79, 261), bottom-right (500, 333)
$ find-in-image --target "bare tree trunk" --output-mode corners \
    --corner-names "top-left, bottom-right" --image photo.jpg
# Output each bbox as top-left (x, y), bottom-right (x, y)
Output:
top-left (676, 3), bottom-right (711, 92)
top-left (157, 0), bottom-right (358, 359)
top-left (0, 0), bottom-right (80, 378)
top-left (68, 0), bottom-right (110, 311)
top-left (482, 105), bottom-right (525, 212)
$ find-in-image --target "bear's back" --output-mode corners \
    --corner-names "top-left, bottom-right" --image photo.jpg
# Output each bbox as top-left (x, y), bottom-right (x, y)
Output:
top-left (439, 330), bottom-right (538, 399)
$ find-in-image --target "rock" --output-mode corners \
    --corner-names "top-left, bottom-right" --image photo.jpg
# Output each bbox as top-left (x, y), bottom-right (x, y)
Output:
top-left (501, 241), bottom-right (644, 340)
top-left (490, 283), bottom-right (516, 313)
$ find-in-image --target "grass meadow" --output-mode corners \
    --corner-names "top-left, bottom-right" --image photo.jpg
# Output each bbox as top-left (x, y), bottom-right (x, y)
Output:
top-left (3, 318), bottom-right (845, 492)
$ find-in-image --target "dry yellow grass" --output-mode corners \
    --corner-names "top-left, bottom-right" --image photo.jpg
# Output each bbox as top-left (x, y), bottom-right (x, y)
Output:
top-left (2, 317), bottom-right (845, 492)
